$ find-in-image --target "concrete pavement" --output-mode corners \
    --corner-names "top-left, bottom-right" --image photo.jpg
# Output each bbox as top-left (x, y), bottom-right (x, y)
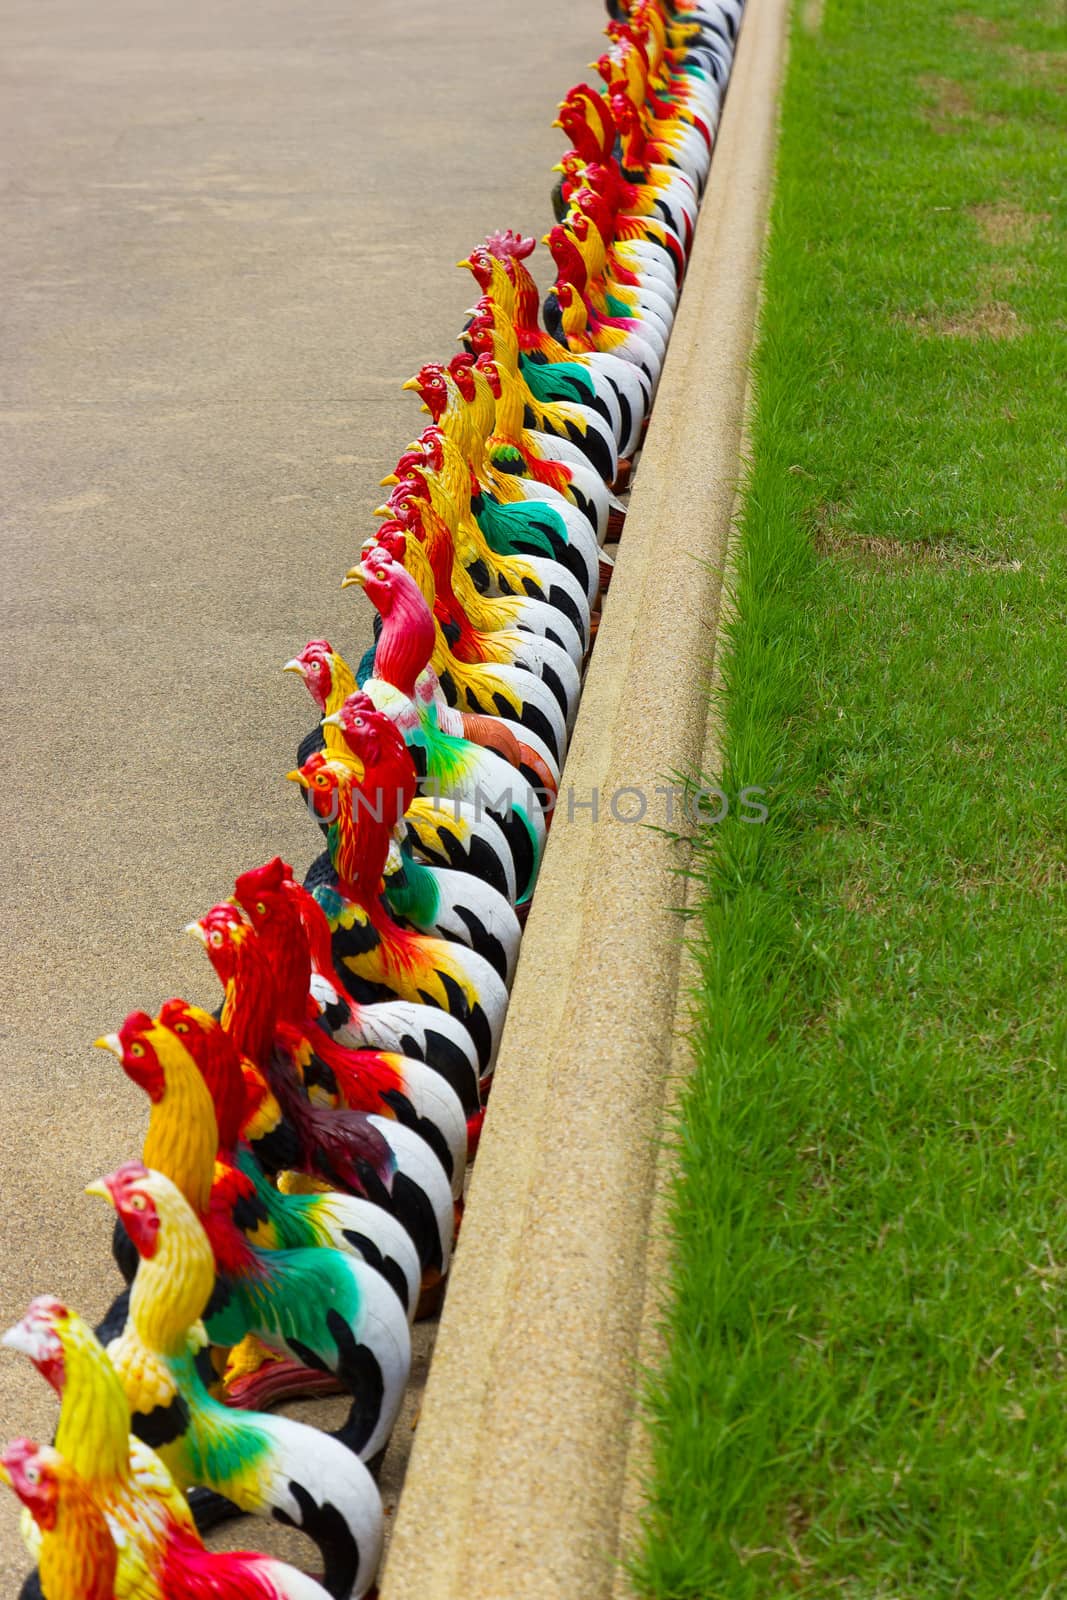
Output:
top-left (0, 0), bottom-right (594, 1582)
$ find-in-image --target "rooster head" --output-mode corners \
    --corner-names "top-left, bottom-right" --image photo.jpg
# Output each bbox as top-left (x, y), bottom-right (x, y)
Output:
top-left (186, 903), bottom-right (249, 987)
top-left (457, 246), bottom-right (494, 293)
top-left (1, 1298), bottom-right (70, 1395)
top-left (342, 545), bottom-right (405, 616)
top-left (283, 639), bottom-right (338, 712)
top-left (473, 353), bottom-right (502, 399)
top-left (403, 427), bottom-right (446, 473)
top-left (323, 692), bottom-right (413, 801)
top-left (568, 211), bottom-right (592, 245)
top-left (288, 750), bottom-right (346, 819)
top-left (544, 225), bottom-right (588, 290)
top-left (402, 363), bottom-right (448, 422)
top-left (466, 322), bottom-right (500, 368)
top-left (384, 496), bottom-right (426, 540)
top-left (554, 85), bottom-right (616, 160)
top-left (448, 352), bottom-right (477, 402)
top-left (95, 1008), bottom-right (170, 1102)
top-left (233, 856), bottom-right (290, 909)
top-left (85, 1161), bottom-right (162, 1259)
top-left (0, 1440), bottom-right (63, 1529)
top-left (368, 521), bottom-right (411, 563)
top-left (385, 470), bottom-right (431, 513)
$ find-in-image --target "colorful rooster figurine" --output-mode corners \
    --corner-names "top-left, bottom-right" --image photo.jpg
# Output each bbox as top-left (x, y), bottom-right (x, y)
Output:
top-left (3, 1297), bottom-right (195, 1600)
top-left (93, 1164), bottom-right (385, 1598)
top-left (94, 1013), bottom-right (414, 1465)
top-left (1, 1434), bottom-right (336, 1600)
top-left (291, 737), bottom-right (510, 1083)
top-left (343, 545), bottom-right (549, 907)
top-left (237, 856), bottom-right (483, 1117)
top-left (286, 639), bottom-right (522, 907)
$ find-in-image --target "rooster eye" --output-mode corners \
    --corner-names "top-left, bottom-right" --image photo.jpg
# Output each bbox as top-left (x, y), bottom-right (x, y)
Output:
top-left (314, 774), bottom-right (329, 788)
top-left (210, 930), bottom-right (223, 948)
top-left (376, 570), bottom-right (387, 581)
top-left (129, 1195), bottom-right (147, 1212)
top-left (354, 716), bottom-right (365, 728)
top-left (25, 1465), bottom-right (39, 1485)
top-left (129, 1042), bottom-right (145, 1059)
top-left (174, 1021), bottom-right (189, 1034)
top-left (309, 661), bottom-right (321, 672)
top-left (255, 901), bottom-right (266, 916)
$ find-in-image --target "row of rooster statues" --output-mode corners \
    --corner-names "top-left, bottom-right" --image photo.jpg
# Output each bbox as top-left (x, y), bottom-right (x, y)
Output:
top-left (2, 2), bottom-right (744, 1595)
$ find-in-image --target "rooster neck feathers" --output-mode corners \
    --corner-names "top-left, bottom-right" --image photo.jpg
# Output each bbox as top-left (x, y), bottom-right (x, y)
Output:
top-left (221, 928), bottom-right (279, 1071)
top-left (367, 569), bottom-right (435, 701)
top-left (139, 1027), bottom-right (219, 1218)
top-left (53, 1312), bottom-right (133, 1489)
top-left (122, 1179), bottom-right (217, 1362)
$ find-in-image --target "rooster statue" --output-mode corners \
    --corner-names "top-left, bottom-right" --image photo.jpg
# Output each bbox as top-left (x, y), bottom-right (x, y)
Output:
top-left (236, 856), bottom-right (483, 1122)
top-left (3, 1297), bottom-right (196, 1600)
top-left (342, 549), bottom-right (550, 911)
top-left (94, 1011), bottom-right (414, 1466)
top-left (186, 906), bottom-right (457, 1283)
top-left (290, 694), bottom-right (511, 1081)
top-left (1, 1434), bottom-right (335, 1600)
top-left (286, 639), bottom-right (523, 906)
top-left (93, 1164), bottom-right (385, 1598)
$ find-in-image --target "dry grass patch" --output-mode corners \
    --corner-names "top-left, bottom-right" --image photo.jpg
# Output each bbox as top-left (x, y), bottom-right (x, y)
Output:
top-left (970, 201), bottom-right (1050, 244)
top-left (899, 298), bottom-right (1029, 339)
top-left (1004, 42), bottom-right (1067, 79)
top-left (800, 0), bottom-right (825, 33)
top-left (919, 73), bottom-right (977, 129)
top-left (813, 520), bottom-right (1024, 571)
top-left (953, 12), bottom-right (1005, 39)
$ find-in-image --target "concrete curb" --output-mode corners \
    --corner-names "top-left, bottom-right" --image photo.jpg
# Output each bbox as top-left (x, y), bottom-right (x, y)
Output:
top-left (380, 1), bottom-right (790, 1594)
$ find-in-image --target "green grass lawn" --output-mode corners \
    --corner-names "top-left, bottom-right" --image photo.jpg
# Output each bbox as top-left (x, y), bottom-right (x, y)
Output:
top-left (634, 0), bottom-right (1067, 1594)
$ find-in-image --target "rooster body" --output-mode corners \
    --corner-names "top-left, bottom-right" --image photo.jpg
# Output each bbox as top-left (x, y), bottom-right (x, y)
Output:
top-left (286, 640), bottom-right (522, 906)
top-left (2, 1434), bottom-right (336, 1600)
top-left (191, 912), bottom-right (457, 1284)
top-left (90, 1166), bottom-right (384, 1599)
top-left (96, 1019), bottom-right (412, 1464)
top-left (344, 551), bottom-right (549, 907)
top-left (2, 1299), bottom-right (196, 1600)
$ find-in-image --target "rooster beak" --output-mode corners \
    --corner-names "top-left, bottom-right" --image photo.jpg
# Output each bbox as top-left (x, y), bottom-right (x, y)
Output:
top-left (551, 161), bottom-right (564, 173)
top-left (551, 117), bottom-right (564, 128)
top-left (183, 921), bottom-right (208, 945)
top-left (93, 1033), bottom-right (121, 1059)
top-left (0, 1463), bottom-right (10, 1488)
top-left (286, 769), bottom-right (310, 789)
top-left (401, 378), bottom-right (421, 392)
top-left (341, 568), bottom-right (366, 590)
top-left (456, 258), bottom-right (472, 270)
top-left (1, 1323), bottom-right (34, 1357)
top-left (373, 505), bottom-right (390, 519)
top-left (282, 658), bottom-right (304, 675)
top-left (84, 1177), bottom-right (112, 1204)
top-left (379, 473), bottom-right (399, 487)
